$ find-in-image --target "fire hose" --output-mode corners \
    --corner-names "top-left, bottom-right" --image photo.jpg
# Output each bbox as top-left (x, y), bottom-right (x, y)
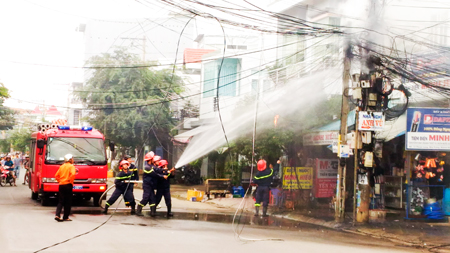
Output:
top-left (98, 180), bottom-right (143, 209)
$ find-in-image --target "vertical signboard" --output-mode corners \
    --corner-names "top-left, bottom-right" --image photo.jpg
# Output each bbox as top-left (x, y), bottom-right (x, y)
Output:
top-left (282, 167), bottom-right (313, 190)
top-left (406, 108), bottom-right (450, 150)
top-left (315, 159), bottom-right (338, 198)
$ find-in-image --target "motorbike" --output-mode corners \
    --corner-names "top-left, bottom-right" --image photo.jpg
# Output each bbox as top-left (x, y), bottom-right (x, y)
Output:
top-left (176, 165), bottom-right (203, 185)
top-left (0, 166), bottom-right (15, 186)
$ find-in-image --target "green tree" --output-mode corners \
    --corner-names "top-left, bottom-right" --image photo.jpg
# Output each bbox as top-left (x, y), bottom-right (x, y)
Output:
top-left (0, 83), bottom-right (15, 130)
top-left (10, 128), bottom-right (32, 152)
top-left (77, 48), bottom-right (183, 158)
top-left (0, 139), bottom-right (9, 153)
top-left (180, 99), bottom-right (199, 119)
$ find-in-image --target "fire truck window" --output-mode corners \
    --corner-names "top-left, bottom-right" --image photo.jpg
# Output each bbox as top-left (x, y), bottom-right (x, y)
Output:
top-left (45, 137), bottom-right (106, 165)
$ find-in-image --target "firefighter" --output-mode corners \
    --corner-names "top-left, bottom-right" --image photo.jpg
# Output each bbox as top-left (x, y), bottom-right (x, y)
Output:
top-left (103, 160), bottom-right (136, 214)
top-left (253, 159), bottom-right (273, 217)
top-left (136, 153), bottom-right (167, 216)
top-left (155, 160), bottom-right (175, 218)
top-left (123, 155), bottom-right (138, 193)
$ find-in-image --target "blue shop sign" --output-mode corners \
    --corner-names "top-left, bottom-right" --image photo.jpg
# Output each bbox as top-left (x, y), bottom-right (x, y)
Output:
top-left (406, 108), bottom-right (450, 151)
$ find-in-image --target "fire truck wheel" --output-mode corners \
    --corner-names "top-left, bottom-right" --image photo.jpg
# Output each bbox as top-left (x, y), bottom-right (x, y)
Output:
top-left (31, 191), bottom-right (38, 200)
top-left (40, 195), bottom-right (49, 206)
top-left (93, 194), bottom-right (102, 207)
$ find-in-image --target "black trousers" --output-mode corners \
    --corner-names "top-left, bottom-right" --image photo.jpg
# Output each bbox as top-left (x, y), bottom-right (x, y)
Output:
top-left (139, 183), bottom-right (155, 207)
top-left (155, 187), bottom-right (171, 207)
top-left (106, 187), bottom-right (135, 207)
top-left (55, 184), bottom-right (73, 220)
top-left (255, 186), bottom-right (270, 207)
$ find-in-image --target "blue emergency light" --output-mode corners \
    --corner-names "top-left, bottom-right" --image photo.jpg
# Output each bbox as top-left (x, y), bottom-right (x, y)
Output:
top-left (57, 125), bottom-right (93, 131)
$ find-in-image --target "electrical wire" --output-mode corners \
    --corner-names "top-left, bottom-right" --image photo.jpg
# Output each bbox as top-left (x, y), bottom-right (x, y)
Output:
top-left (33, 15), bottom-right (199, 252)
top-left (7, 34), bottom-right (334, 111)
top-left (33, 173), bottom-right (134, 253)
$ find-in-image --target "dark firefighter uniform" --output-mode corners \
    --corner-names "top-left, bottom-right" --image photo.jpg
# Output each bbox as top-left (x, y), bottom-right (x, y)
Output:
top-left (155, 169), bottom-right (174, 217)
top-left (137, 163), bottom-right (164, 216)
top-left (103, 170), bottom-right (136, 214)
top-left (253, 167), bottom-right (273, 216)
top-left (128, 163), bottom-right (139, 190)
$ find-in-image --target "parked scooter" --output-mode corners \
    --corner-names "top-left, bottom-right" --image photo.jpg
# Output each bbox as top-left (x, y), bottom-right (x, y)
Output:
top-left (0, 166), bottom-right (15, 186)
top-left (176, 165), bottom-right (203, 185)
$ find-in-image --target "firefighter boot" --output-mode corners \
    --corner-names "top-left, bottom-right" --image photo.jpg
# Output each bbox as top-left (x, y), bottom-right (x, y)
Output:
top-left (254, 206), bottom-right (260, 216)
top-left (136, 204), bottom-right (143, 216)
top-left (150, 205), bottom-right (156, 217)
top-left (131, 205), bottom-right (136, 215)
top-left (262, 206), bottom-right (268, 217)
top-left (102, 205), bottom-right (109, 214)
top-left (166, 204), bottom-right (173, 218)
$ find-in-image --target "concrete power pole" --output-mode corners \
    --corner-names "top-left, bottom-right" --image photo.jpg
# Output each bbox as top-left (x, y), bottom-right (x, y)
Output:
top-left (335, 44), bottom-right (351, 223)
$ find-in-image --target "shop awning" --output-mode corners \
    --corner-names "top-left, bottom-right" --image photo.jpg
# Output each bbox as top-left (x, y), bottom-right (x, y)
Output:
top-left (173, 125), bottom-right (212, 144)
top-left (316, 110), bottom-right (356, 131)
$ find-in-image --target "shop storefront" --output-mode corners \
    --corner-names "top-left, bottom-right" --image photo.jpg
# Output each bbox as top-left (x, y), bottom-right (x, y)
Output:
top-left (404, 107), bottom-right (450, 219)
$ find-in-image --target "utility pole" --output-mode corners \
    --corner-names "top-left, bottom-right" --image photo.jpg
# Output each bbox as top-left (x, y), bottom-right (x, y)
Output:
top-left (353, 108), bottom-right (359, 224)
top-left (355, 0), bottom-right (384, 224)
top-left (335, 44), bottom-right (351, 223)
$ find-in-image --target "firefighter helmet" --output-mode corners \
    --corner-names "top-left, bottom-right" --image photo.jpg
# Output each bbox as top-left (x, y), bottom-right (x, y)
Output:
top-left (144, 151), bottom-right (155, 161)
top-left (153, 155), bottom-right (161, 162)
top-left (120, 160), bottom-right (130, 167)
top-left (257, 159), bottom-right (266, 171)
top-left (159, 160), bottom-right (168, 167)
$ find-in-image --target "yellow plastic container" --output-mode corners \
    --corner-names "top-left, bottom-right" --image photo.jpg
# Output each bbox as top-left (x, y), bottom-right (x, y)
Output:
top-left (107, 170), bottom-right (114, 178)
top-left (187, 190), bottom-right (204, 202)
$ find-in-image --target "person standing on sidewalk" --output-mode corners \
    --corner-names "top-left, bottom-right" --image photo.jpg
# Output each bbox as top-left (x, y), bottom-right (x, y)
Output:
top-left (253, 159), bottom-right (273, 217)
top-left (155, 160), bottom-right (175, 218)
top-left (55, 154), bottom-right (77, 222)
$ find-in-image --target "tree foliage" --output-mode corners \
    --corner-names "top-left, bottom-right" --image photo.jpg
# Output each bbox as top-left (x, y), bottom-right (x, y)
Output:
top-left (10, 128), bottom-right (32, 152)
top-left (180, 99), bottom-right (199, 119)
top-left (0, 128), bottom-right (32, 154)
top-left (0, 83), bottom-right (15, 130)
top-left (77, 48), bottom-right (183, 153)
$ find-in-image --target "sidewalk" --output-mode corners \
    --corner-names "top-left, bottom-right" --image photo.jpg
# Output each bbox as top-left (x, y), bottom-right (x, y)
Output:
top-left (169, 184), bottom-right (450, 252)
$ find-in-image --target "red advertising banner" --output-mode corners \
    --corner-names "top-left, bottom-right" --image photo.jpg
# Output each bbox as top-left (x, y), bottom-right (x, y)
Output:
top-left (315, 159), bottom-right (338, 198)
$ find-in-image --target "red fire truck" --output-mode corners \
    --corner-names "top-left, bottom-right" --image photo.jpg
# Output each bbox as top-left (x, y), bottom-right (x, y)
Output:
top-left (28, 125), bottom-right (108, 206)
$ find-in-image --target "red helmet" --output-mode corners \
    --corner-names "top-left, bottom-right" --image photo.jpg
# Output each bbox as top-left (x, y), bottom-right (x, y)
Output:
top-left (159, 160), bottom-right (168, 167)
top-left (120, 160), bottom-right (130, 167)
top-left (257, 160), bottom-right (266, 171)
top-left (144, 151), bottom-right (155, 161)
top-left (153, 155), bottom-right (161, 162)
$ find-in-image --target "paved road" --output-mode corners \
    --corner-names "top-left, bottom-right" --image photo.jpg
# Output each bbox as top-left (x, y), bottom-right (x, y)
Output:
top-left (0, 171), bottom-right (422, 253)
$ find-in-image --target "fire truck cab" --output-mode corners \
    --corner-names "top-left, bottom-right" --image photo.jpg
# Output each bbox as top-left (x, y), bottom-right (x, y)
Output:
top-left (29, 125), bottom-right (108, 206)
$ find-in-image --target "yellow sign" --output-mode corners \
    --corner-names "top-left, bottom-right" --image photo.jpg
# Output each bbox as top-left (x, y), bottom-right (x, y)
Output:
top-left (282, 167), bottom-right (313, 190)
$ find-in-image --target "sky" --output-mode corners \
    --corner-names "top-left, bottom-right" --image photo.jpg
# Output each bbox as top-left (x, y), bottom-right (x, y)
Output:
top-left (0, 0), bottom-right (448, 115)
top-left (0, 0), bottom-right (168, 112)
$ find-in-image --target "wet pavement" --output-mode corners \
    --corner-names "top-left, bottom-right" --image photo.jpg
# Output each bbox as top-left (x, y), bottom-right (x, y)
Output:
top-left (70, 208), bottom-right (327, 231)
